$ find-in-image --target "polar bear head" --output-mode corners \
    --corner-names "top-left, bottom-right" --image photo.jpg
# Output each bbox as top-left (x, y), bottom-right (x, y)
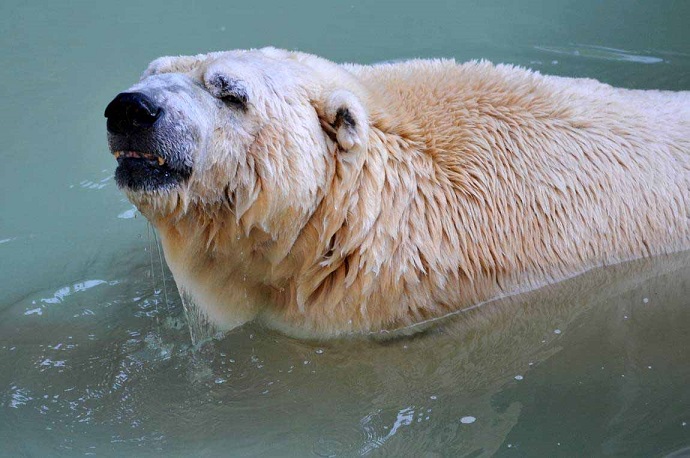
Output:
top-left (105, 48), bottom-right (369, 228)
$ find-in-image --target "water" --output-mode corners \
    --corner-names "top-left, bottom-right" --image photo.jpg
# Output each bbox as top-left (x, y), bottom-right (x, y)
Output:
top-left (1, 0), bottom-right (689, 455)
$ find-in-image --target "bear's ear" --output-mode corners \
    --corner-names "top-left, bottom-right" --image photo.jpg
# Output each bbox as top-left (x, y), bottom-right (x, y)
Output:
top-left (315, 89), bottom-right (368, 153)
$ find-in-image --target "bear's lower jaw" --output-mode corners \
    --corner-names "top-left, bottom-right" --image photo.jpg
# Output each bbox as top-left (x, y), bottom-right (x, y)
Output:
top-left (114, 154), bottom-right (191, 192)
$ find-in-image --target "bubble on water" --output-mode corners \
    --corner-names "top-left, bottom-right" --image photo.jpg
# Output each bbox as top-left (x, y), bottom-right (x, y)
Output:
top-left (460, 416), bottom-right (476, 424)
top-left (554, 329), bottom-right (562, 335)
top-left (315, 349), bottom-right (324, 354)
top-left (514, 375), bottom-right (524, 381)
top-left (643, 297), bottom-right (649, 304)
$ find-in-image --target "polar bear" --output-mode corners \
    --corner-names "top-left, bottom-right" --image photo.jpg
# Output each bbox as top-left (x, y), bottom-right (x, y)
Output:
top-left (105, 47), bottom-right (689, 338)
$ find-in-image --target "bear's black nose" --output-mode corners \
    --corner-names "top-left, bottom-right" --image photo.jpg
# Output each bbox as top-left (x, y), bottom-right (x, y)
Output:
top-left (105, 92), bottom-right (162, 134)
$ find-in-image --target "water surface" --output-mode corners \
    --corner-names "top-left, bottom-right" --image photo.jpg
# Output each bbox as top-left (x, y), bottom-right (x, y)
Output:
top-left (1, 0), bottom-right (689, 456)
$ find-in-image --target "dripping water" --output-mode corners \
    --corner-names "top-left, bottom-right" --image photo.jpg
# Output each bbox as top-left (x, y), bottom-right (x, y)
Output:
top-left (178, 288), bottom-right (218, 345)
top-left (146, 222), bottom-right (164, 341)
top-left (146, 222), bottom-right (218, 346)
top-left (151, 228), bottom-right (170, 314)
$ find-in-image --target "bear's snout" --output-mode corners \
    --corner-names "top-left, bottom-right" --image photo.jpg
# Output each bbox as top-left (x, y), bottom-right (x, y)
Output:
top-left (105, 89), bottom-right (194, 193)
top-left (105, 92), bottom-right (163, 135)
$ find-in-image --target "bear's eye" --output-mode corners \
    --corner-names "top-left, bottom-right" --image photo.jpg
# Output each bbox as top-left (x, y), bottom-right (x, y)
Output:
top-left (221, 91), bottom-right (248, 109)
top-left (207, 74), bottom-right (248, 110)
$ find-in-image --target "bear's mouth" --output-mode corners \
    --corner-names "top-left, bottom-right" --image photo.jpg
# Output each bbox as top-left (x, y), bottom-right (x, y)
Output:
top-left (114, 150), bottom-right (166, 165)
top-left (113, 150), bottom-right (192, 192)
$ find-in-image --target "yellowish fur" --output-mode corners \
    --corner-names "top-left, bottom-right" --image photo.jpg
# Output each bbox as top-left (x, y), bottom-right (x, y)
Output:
top-left (124, 48), bottom-right (689, 339)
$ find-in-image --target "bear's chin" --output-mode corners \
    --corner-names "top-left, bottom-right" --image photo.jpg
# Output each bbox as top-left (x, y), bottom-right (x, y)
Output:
top-left (115, 155), bottom-right (192, 193)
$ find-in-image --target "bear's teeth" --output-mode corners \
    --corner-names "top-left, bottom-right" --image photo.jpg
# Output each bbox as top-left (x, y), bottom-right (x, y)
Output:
top-left (157, 157), bottom-right (165, 166)
top-left (114, 151), bottom-right (122, 159)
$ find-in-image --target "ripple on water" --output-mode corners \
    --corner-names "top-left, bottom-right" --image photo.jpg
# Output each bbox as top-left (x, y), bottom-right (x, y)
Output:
top-left (5, 385), bottom-right (34, 409)
top-left (313, 423), bottom-right (371, 457)
top-left (24, 279), bottom-right (121, 315)
top-left (117, 207), bottom-right (137, 219)
top-left (534, 44), bottom-right (666, 64)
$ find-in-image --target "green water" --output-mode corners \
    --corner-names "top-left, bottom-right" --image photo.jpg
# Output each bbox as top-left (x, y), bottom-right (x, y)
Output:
top-left (1, 0), bottom-right (689, 456)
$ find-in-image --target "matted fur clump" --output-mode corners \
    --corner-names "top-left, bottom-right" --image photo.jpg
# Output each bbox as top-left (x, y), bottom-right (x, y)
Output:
top-left (105, 47), bottom-right (689, 338)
